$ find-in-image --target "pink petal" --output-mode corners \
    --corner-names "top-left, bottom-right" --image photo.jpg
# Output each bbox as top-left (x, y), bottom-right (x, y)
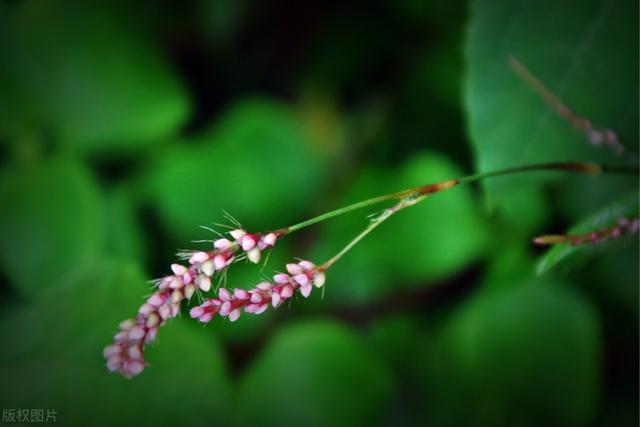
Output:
top-left (230, 229), bottom-right (246, 240)
top-left (189, 251), bottom-right (210, 264)
top-left (298, 260), bottom-right (315, 271)
top-left (255, 303), bottom-right (269, 315)
top-left (300, 284), bottom-right (312, 298)
top-left (294, 274), bottom-right (309, 286)
top-left (234, 289), bottom-right (249, 300)
top-left (198, 276), bottom-right (212, 292)
top-left (229, 309), bottom-right (242, 322)
top-left (286, 263), bottom-right (303, 275)
top-left (129, 326), bottom-right (146, 341)
top-left (171, 263), bottom-right (188, 276)
top-left (241, 235), bottom-right (256, 251)
top-left (214, 238), bottom-right (233, 249)
top-left (200, 312), bottom-right (214, 323)
top-left (271, 293), bottom-right (281, 307)
top-left (281, 285), bottom-right (294, 298)
top-left (273, 273), bottom-right (290, 284)
top-left (201, 260), bottom-right (215, 276)
top-left (219, 288), bottom-right (231, 301)
top-left (256, 282), bottom-right (272, 291)
top-left (103, 344), bottom-right (121, 358)
top-left (148, 294), bottom-right (165, 307)
top-left (190, 306), bottom-right (204, 318)
top-left (213, 254), bottom-right (227, 270)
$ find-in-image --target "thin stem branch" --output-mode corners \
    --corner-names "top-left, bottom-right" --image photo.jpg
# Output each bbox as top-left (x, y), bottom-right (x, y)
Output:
top-left (314, 161), bottom-right (637, 270)
top-left (282, 161), bottom-right (625, 235)
top-left (321, 194), bottom-right (428, 270)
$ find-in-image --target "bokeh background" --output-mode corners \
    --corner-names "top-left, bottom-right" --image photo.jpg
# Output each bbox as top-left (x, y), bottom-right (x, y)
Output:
top-left (0, 0), bottom-right (638, 426)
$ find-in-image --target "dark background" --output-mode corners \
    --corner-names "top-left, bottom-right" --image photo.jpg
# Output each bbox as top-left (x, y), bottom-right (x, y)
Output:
top-left (0, 0), bottom-right (638, 426)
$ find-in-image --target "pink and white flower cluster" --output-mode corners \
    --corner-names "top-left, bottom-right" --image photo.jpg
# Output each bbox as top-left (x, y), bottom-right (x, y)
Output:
top-left (104, 227), bottom-right (281, 378)
top-left (185, 229), bottom-right (280, 291)
top-left (103, 285), bottom-right (188, 378)
top-left (190, 260), bottom-right (326, 324)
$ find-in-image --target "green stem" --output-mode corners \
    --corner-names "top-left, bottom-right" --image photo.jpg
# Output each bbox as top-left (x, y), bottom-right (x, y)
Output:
top-left (285, 193), bottom-right (399, 233)
top-left (283, 161), bottom-right (610, 235)
top-left (315, 161), bottom-right (638, 271)
top-left (321, 194), bottom-right (428, 270)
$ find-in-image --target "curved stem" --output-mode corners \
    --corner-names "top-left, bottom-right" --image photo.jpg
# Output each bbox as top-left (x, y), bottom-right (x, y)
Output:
top-left (316, 161), bottom-right (637, 271)
top-left (321, 194), bottom-right (428, 270)
top-left (283, 161), bottom-right (619, 235)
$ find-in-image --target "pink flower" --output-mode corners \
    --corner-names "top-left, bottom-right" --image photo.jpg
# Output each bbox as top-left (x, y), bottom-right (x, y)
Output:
top-left (104, 263), bottom-right (199, 378)
top-left (189, 259), bottom-right (326, 324)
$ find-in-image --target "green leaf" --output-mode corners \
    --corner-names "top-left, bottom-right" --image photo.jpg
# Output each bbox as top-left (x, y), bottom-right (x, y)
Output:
top-left (0, 0), bottom-right (189, 150)
top-left (0, 157), bottom-right (104, 297)
top-left (237, 319), bottom-right (395, 427)
top-left (103, 186), bottom-right (147, 265)
top-left (313, 152), bottom-right (489, 305)
top-left (422, 280), bottom-right (601, 427)
top-left (465, 0), bottom-right (638, 211)
top-left (145, 98), bottom-right (330, 242)
top-left (536, 191), bottom-right (639, 274)
top-left (0, 260), bottom-right (232, 427)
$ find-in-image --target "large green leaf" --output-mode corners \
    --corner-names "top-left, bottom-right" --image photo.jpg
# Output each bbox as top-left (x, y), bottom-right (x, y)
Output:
top-left (0, 157), bottom-right (104, 297)
top-left (312, 152), bottom-right (489, 305)
top-left (237, 319), bottom-right (395, 427)
top-left (0, 0), bottom-right (189, 150)
top-left (465, 0), bottom-right (638, 211)
top-left (0, 260), bottom-right (231, 427)
top-left (145, 98), bottom-right (330, 242)
top-left (536, 190), bottom-right (639, 274)
top-left (422, 280), bottom-right (601, 427)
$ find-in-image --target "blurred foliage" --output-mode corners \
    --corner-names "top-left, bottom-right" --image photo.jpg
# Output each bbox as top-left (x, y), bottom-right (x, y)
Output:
top-left (238, 320), bottom-right (394, 427)
top-left (466, 0), bottom-right (638, 218)
top-left (0, 0), bottom-right (637, 426)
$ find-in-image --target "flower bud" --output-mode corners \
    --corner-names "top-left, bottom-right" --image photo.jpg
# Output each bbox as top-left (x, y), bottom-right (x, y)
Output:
top-left (247, 247), bottom-right (261, 264)
top-left (198, 275), bottom-right (212, 292)
top-left (184, 284), bottom-right (196, 299)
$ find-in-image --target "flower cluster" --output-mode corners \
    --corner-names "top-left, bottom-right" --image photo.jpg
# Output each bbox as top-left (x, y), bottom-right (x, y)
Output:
top-left (103, 285), bottom-right (188, 378)
top-left (190, 260), bottom-right (326, 323)
top-left (184, 229), bottom-right (280, 291)
top-left (534, 216), bottom-right (640, 246)
top-left (579, 216), bottom-right (640, 244)
top-left (584, 127), bottom-right (624, 155)
top-left (104, 227), bottom-right (281, 378)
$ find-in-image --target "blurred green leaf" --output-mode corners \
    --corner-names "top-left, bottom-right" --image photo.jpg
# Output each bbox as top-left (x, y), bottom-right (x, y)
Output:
top-left (0, 260), bottom-right (231, 427)
top-left (465, 0), bottom-right (638, 212)
top-left (314, 152), bottom-right (489, 305)
top-left (103, 186), bottom-right (147, 265)
top-left (423, 280), bottom-right (601, 427)
top-left (146, 98), bottom-right (329, 242)
top-left (0, 157), bottom-right (104, 297)
top-left (237, 319), bottom-right (395, 427)
top-left (536, 190), bottom-right (639, 274)
top-left (0, 0), bottom-right (189, 149)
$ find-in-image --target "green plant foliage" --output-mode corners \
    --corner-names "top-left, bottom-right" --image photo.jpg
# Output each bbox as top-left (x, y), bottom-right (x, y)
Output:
top-left (423, 280), bottom-right (601, 427)
top-left (0, 261), bottom-right (231, 427)
top-left (313, 152), bottom-right (489, 305)
top-left (103, 186), bottom-right (147, 264)
top-left (465, 0), bottom-right (638, 212)
top-left (536, 190), bottom-right (639, 274)
top-left (0, 157), bottom-right (104, 297)
top-left (0, 0), bottom-right (189, 149)
top-left (145, 98), bottom-right (330, 242)
top-left (237, 319), bottom-right (395, 427)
